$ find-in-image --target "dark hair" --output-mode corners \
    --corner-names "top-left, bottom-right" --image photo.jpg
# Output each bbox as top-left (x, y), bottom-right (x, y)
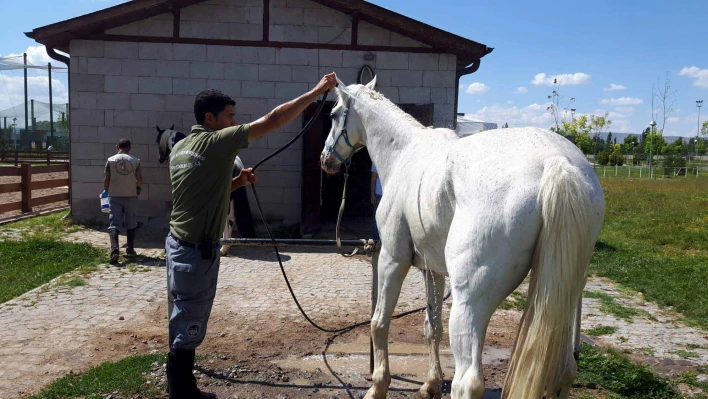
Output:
top-left (194, 89), bottom-right (236, 125)
top-left (117, 138), bottom-right (131, 150)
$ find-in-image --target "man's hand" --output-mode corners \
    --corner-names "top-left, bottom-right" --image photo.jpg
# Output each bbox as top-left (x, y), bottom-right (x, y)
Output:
top-left (232, 168), bottom-right (258, 191)
top-left (313, 73), bottom-right (338, 96)
top-left (247, 73), bottom-right (338, 142)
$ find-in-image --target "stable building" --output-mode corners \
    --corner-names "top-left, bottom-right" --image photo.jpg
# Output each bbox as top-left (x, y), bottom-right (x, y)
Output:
top-left (27, 0), bottom-right (492, 234)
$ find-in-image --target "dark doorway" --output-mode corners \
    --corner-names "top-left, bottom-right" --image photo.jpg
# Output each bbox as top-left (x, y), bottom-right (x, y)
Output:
top-left (301, 101), bottom-right (434, 238)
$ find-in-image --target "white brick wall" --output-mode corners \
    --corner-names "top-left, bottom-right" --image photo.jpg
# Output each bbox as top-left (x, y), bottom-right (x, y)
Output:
top-left (269, 0), bottom-right (351, 44)
top-left (68, 38), bottom-right (458, 228)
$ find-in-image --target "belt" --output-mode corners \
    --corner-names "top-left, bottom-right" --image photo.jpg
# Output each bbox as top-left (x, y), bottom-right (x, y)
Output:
top-left (176, 238), bottom-right (218, 249)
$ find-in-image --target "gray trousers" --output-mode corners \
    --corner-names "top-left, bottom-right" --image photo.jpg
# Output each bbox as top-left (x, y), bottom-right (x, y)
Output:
top-left (108, 196), bottom-right (137, 232)
top-left (166, 233), bottom-right (221, 350)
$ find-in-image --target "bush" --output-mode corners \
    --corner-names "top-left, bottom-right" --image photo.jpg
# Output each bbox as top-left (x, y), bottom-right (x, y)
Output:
top-left (597, 151), bottom-right (610, 165)
top-left (609, 151), bottom-right (625, 166)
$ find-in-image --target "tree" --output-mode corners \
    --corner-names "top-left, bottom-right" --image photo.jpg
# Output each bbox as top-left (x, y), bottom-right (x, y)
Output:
top-left (590, 113), bottom-right (612, 156)
top-left (653, 72), bottom-right (677, 133)
top-left (697, 138), bottom-right (707, 155)
top-left (644, 132), bottom-right (666, 160)
top-left (605, 132), bottom-right (613, 152)
top-left (597, 151), bottom-right (610, 165)
top-left (673, 137), bottom-right (684, 153)
top-left (609, 144), bottom-right (625, 166)
top-left (622, 135), bottom-right (639, 154)
top-left (547, 79), bottom-right (575, 133)
top-left (701, 121), bottom-right (708, 138)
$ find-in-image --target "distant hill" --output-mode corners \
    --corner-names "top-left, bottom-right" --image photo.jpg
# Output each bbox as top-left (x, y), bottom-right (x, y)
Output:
top-left (592, 132), bottom-right (694, 143)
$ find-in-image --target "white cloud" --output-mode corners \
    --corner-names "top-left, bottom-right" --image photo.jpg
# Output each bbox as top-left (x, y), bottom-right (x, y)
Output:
top-left (679, 66), bottom-right (708, 88)
top-left (531, 72), bottom-right (591, 86)
top-left (604, 83), bottom-right (627, 91)
top-left (600, 97), bottom-right (644, 106)
top-left (615, 107), bottom-right (635, 113)
top-left (515, 86), bottom-right (528, 94)
top-left (465, 82), bottom-right (489, 95)
top-left (466, 103), bottom-right (553, 128)
top-left (0, 74), bottom-right (68, 127)
top-left (506, 100), bottom-right (513, 104)
top-left (667, 117), bottom-right (680, 123)
top-left (3, 45), bottom-right (66, 66)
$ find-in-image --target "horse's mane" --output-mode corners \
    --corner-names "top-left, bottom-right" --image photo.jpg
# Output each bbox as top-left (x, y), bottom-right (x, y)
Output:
top-left (337, 85), bottom-right (425, 129)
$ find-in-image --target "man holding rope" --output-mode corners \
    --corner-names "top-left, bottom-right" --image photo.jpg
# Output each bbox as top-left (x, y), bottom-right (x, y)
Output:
top-left (165, 73), bottom-right (337, 399)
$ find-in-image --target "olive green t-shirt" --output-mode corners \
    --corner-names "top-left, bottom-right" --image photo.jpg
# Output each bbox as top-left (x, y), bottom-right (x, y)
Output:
top-left (169, 124), bottom-right (249, 243)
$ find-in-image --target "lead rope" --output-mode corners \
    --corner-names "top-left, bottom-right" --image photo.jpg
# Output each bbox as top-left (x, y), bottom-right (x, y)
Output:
top-left (246, 90), bottom-right (442, 333)
top-left (336, 164), bottom-right (363, 257)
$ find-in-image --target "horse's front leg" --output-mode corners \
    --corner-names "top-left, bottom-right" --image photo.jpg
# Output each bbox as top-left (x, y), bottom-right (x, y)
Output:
top-left (414, 269), bottom-right (446, 399)
top-left (366, 245), bottom-right (411, 399)
top-left (220, 199), bottom-right (236, 256)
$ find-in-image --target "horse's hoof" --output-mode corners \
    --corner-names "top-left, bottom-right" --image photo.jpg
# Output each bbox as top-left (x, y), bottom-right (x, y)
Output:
top-left (411, 389), bottom-right (441, 399)
top-left (363, 386), bottom-right (382, 399)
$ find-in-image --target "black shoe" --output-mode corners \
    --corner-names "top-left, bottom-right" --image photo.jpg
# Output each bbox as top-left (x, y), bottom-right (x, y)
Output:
top-left (167, 349), bottom-right (216, 399)
top-left (109, 231), bottom-right (120, 265)
top-left (126, 228), bottom-right (137, 257)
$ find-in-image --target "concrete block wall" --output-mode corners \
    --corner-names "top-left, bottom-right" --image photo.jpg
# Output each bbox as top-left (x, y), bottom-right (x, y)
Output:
top-left (180, 0), bottom-right (264, 41)
top-left (69, 36), bottom-right (456, 228)
top-left (105, 13), bottom-right (174, 37)
top-left (269, 0), bottom-right (351, 44)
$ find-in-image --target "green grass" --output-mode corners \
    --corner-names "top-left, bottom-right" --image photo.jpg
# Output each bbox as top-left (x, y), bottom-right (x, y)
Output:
top-left (583, 291), bottom-right (640, 322)
top-left (576, 343), bottom-right (681, 399)
top-left (498, 290), bottom-right (527, 311)
top-left (590, 178), bottom-right (708, 329)
top-left (584, 325), bottom-right (619, 336)
top-left (673, 350), bottom-right (699, 359)
top-left (1, 209), bottom-right (80, 239)
top-left (0, 238), bottom-right (105, 303)
top-left (28, 354), bottom-right (165, 399)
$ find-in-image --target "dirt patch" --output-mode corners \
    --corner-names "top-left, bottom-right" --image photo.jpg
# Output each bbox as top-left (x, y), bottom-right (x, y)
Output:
top-left (0, 170), bottom-right (69, 219)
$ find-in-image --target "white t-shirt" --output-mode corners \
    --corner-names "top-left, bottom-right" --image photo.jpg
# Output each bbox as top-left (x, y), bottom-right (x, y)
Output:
top-left (371, 164), bottom-right (382, 196)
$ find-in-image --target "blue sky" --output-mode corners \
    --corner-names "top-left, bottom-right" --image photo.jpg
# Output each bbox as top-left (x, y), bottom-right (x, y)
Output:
top-left (2, 0), bottom-right (707, 136)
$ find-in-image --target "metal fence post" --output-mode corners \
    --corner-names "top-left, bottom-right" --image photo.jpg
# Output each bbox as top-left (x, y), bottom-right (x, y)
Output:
top-left (21, 163), bottom-right (32, 213)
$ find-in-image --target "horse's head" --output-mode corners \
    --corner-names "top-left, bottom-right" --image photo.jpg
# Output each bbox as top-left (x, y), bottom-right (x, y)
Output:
top-left (155, 125), bottom-right (186, 164)
top-left (320, 76), bottom-right (377, 174)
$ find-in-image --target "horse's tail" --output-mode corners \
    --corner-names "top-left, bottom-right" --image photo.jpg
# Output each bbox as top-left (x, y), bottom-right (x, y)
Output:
top-left (502, 156), bottom-right (596, 399)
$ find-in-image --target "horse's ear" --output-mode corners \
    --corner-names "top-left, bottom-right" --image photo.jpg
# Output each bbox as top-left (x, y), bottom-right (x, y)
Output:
top-left (170, 124), bottom-right (174, 130)
top-left (365, 75), bottom-right (377, 91)
top-left (156, 125), bottom-right (164, 133)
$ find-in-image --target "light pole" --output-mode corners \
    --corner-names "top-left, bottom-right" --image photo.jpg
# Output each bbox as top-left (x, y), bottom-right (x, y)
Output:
top-left (697, 100), bottom-right (703, 160)
top-left (649, 120), bottom-right (657, 178)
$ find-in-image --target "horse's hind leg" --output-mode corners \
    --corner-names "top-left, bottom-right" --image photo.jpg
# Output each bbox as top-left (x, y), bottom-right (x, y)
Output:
top-left (365, 246), bottom-right (411, 399)
top-left (414, 270), bottom-right (446, 399)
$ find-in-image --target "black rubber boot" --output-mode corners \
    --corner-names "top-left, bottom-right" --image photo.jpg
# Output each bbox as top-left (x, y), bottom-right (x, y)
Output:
top-left (109, 230), bottom-right (120, 265)
top-left (167, 349), bottom-right (216, 399)
top-left (126, 228), bottom-right (137, 257)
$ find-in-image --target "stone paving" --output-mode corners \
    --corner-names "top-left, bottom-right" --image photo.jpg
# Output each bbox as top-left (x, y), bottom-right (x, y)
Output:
top-left (0, 227), bottom-right (706, 398)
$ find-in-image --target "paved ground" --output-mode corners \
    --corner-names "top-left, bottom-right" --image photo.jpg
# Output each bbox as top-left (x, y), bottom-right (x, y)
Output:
top-left (0, 226), bottom-right (706, 398)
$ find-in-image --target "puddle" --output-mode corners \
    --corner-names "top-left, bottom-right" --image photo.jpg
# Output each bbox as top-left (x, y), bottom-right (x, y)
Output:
top-left (273, 333), bottom-right (512, 391)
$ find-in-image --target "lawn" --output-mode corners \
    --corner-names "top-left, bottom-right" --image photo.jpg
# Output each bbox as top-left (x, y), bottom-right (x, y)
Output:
top-left (0, 210), bottom-right (105, 303)
top-left (589, 177), bottom-right (708, 329)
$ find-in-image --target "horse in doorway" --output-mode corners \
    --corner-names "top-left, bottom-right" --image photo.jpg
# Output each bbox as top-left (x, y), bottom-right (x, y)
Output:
top-left (319, 78), bottom-right (605, 399)
top-left (155, 125), bottom-right (255, 255)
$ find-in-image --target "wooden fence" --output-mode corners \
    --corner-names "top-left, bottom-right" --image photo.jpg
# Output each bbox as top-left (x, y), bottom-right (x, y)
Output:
top-left (0, 150), bottom-right (70, 166)
top-left (0, 163), bottom-right (70, 214)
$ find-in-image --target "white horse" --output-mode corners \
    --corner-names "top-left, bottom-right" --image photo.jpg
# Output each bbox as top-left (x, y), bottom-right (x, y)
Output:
top-left (319, 78), bottom-right (605, 399)
top-left (155, 125), bottom-right (255, 255)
